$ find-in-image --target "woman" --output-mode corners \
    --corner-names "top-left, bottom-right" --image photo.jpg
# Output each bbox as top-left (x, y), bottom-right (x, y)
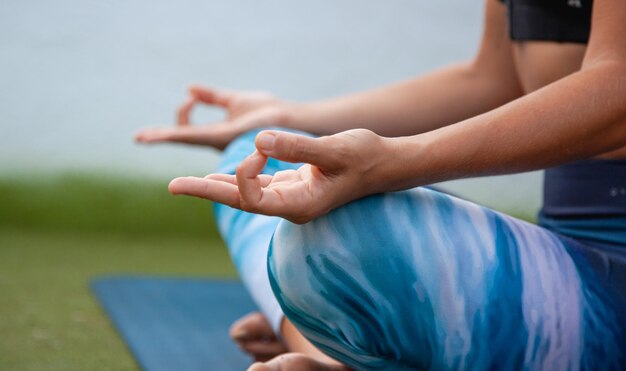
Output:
top-left (136, 0), bottom-right (626, 369)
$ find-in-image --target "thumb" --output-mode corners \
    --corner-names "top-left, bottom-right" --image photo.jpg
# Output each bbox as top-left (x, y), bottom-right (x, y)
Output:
top-left (189, 85), bottom-right (233, 106)
top-left (254, 131), bottom-right (337, 168)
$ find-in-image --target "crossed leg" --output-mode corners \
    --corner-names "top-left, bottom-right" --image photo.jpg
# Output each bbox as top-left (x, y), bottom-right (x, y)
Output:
top-left (267, 187), bottom-right (625, 370)
top-left (216, 129), bottom-right (625, 370)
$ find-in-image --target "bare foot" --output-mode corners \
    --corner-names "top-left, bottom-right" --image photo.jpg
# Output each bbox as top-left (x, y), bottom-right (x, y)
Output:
top-left (247, 353), bottom-right (351, 371)
top-left (230, 312), bottom-right (288, 362)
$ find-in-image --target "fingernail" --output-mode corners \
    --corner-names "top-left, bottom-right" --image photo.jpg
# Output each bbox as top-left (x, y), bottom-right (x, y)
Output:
top-left (256, 133), bottom-right (276, 152)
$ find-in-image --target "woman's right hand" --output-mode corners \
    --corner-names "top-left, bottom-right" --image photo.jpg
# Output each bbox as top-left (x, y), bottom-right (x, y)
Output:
top-left (135, 85), bottom-right (291, 150)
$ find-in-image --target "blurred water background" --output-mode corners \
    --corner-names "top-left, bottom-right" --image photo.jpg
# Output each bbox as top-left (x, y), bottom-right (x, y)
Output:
top-left (0, 0), bottom-right (542, 217)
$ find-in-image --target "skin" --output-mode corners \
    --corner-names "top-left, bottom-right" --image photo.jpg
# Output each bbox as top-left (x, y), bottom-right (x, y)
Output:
top-left (230, 313), bottom-right (342, 368)
top-left (136, 0), bottom-right (626, 369)
top-left (229, 313), bottom-right (288, 363)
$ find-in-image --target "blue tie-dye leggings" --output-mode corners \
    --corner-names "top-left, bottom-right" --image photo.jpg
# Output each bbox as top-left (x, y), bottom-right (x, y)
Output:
top-left (214, 129), bottom-right (626, 370)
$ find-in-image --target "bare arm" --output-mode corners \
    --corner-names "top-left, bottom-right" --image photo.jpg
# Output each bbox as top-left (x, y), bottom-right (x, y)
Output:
top-left (137, 1), bottom-right (521, 148)
top-left (284, 0), bottom-right (522, 137)
top-left (167, 0), bottom-right (626, 226)
top-left (385, 0), bottom-right (626, 190)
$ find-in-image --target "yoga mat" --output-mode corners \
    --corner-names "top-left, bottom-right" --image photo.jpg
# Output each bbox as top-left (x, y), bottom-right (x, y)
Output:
top-left (91, 276), bottom-right (257, 371)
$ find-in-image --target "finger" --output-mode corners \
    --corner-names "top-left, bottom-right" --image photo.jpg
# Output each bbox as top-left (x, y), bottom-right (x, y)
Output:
top-left (253, 355), bottom-right (277, 363)
top-left (134, 127), bottom-right (200, 144)
top-left (205, 173), bottom-right (237, 184)
top-left (168, 177), bottom-right (240, 208)
top-left (205, 173), bottom-right (273, 187)
top-left (247, 362), bottom-right (270, 371)
top-left (135, 123), bottom-right (234, 148)
top-left (237, 341), bottom-right (287, 359)
top-left (188, 84), bottom-right (233, 107)
top-left (230, 312), bottom-right (277, 341)
top-left (134, 128), bottom-right (175, 143)
top-left (236, 151), bottom-right (268, 210)
top-left (255, 131), bottom-right (337, 169)
top-left (176, 96), bottom-right (197, 126)
top-left (255, 353), bottom-right (328, 371)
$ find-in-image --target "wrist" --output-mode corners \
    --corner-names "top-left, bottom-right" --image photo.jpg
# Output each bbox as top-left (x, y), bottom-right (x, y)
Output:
top-left (377, 135), bottom-right (432, 192)
top-left (359, 135), bottom-right (413, 195)
top-left (276, 101), bottom-right (306, 129)
top-left (276, 101), bottom-right (334, 135)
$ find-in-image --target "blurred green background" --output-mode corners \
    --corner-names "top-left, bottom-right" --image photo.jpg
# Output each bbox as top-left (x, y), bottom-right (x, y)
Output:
top-left (0, 174), bottom-right (235, 370)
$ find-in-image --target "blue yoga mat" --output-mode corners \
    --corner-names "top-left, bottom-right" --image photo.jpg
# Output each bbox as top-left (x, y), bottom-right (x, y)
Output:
top-left (91, 276), bottom-right (257, 371)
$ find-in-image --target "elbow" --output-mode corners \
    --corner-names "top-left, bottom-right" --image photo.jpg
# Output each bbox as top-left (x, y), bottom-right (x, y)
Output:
top-left (584, 60), bottom-right (626, 157)
top-left (582, 52), bottom-right (626, 75)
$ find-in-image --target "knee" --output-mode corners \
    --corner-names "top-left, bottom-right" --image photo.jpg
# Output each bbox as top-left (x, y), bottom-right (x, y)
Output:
top-left (267, 218), bottom-right (328, 312)
top-left (265, 189), bottom-right (504, 369)
top-left (267, 191), bottom-right (432, 311)
top-left (266, 195), bottom-right (431, 368)
top-left (267, 188), bottom-right (460, 299)
top-left (267, 196), bottom-right (388, 310)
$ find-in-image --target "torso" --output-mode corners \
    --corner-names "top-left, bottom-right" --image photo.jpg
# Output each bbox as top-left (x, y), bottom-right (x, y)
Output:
top-left (512, 42), bottom-right (585, 94)
top-left (505, 0), bottom-right (626, 159)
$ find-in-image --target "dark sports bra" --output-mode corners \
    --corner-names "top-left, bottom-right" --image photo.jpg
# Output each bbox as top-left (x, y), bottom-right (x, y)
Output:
top-left (500, 0), bottom-right (593, 43)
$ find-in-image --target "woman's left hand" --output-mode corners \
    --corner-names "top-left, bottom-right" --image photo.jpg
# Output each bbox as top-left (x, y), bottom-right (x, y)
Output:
top-left (168, 129), bottom-right (392, 224)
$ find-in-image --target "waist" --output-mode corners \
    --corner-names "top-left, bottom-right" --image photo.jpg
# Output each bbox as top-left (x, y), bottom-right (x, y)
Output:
top-left (539, 213), bottom-right (626, 248)
top-left (541, 159), bottom-right (626, 217)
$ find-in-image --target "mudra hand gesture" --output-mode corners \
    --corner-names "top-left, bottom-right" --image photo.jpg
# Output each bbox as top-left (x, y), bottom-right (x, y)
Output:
top-left (135, 85), bottom-right (288, 150)
top-left (169, 128), bottom-right (391, 224)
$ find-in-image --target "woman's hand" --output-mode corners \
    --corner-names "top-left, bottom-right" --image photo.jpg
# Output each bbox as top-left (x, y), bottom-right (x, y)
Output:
top-left (135, 85), bottom-right (290, 150)
top-left (168, 129), bottom-right (392, 224)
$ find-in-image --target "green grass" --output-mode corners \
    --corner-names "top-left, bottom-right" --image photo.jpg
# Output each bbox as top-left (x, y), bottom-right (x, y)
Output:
top-left (0, 173), bottom-right (236, 370)
top-left (0, 172), bottom-right (221, 237)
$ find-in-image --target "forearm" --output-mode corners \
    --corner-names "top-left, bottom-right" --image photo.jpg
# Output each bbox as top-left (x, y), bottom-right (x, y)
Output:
top-left (282, 62), bottom-right (522, 137)
top-left (384, 61), bottom-right (626, 191)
